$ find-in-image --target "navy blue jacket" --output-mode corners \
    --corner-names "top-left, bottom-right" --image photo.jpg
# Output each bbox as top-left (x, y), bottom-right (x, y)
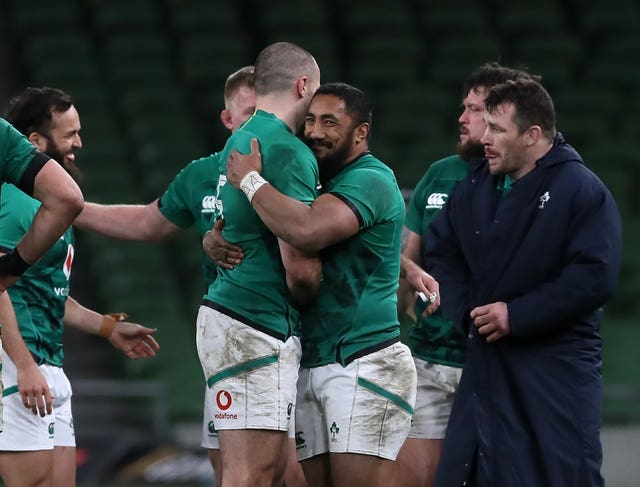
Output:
top-left (425, 134), bottom-right (622, 487)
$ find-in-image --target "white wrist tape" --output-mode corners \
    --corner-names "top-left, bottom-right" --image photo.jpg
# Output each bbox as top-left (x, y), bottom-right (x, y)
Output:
top-left (240, 171), bottom-right (268, 203)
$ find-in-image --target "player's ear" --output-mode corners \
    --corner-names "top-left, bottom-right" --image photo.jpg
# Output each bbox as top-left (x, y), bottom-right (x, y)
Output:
top-left (220, 109), bottom-right (233, 130)
top-left (355, 123), bottom-right (370, 144)
top-left (28, 132), bottom-right (47, 151)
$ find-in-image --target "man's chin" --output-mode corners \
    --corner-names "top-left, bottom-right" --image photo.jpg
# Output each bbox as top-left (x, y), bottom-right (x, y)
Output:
top-left (458, 141), bottom-right (485, 161)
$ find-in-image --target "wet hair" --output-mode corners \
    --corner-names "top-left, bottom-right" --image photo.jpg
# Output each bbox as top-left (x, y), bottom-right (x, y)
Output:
top-left (485, 78), bottom-right (556, 140)
top-left (315, 82), bottom-right (373, 138)
top-left (254, 42), bottom-right (318, 96)
top-left (224, 65), bottom-right (255, 107)
top-left (462, 62), bottom-right (538, 97)
top-left (5, 86), bottom-right (73, 137)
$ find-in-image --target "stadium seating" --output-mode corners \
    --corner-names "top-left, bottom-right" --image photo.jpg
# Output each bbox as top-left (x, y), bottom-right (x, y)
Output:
top-left (4, 0), bottom-right (637, 425)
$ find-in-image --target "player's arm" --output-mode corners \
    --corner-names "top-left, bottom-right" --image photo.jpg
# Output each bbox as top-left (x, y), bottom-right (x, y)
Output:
top-left (0, 290), bottom-right (53, 416)
top-left (74, 200), bottom-right (180, 241)
top-left (399, 228), bottom-right (440, 317)
top-left (0, 159), bottom-right (84, 290)
top-left (63, 297), bottom-right (159, 359)
top-left (278, 239), bottom-right (322, 307)
top-left (226, 138), bottom-right (359, 252)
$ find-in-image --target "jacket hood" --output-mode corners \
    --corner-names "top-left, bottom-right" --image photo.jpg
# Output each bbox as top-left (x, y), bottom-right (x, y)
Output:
top-left (536, 132), bottom-right (583, 169)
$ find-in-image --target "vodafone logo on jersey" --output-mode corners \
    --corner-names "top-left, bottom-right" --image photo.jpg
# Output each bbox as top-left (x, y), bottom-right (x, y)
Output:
top-left (216, 390), bottom-right (232, 411)
top-left (215, 390), bottom-right (238, 419)
top-left (63, 244), bottom-right (74, 280)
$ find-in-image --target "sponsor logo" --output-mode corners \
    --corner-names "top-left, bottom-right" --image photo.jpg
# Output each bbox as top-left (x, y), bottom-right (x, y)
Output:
top-left (54, 287), bottom-right (69, 296)
top-left (214, 412), bottom-right (238, 420)
top-left (48, 422), bottom-right (55, 437)
top-left (207, 420), bottom-right (218, 435)
top-left (201, 195), bottom-right (217, 213)
top-left (295, 431), bottom-right (306, 449)
top-left (216, 390), bottom-right (232, 411)
top-left (63, 244), bottom-right (74, 280)
top-left (287, 402), bottom-right (293, 419)
top-left (329, 421), bottom-right (340, 442)
top-left (425, 193), bottom-right (448, 209)
top-left (538, 191), bottom-right (550, 209)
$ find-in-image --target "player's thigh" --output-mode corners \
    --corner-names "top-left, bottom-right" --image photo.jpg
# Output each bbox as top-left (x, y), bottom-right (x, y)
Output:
top-left (394, 437), bottom-right (443, 487)
top-left (52, 445), bottom-right (76, 487)
top-left (0, 450), bottom-right (53, 487)
top-left (330, 452), bottom-right (395, 487)
top-left (281, 437), bottom-right (307, 487)
top-left (207, 448), bottom-right (222, 487)
top-left (300, 453), bottom-right (332, 487)
top-left (218, 428), bottom-right (287, 473)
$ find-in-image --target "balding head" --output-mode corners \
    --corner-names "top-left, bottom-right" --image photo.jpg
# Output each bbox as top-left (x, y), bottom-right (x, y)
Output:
top-left (254, 42), bottom-right (320, 96)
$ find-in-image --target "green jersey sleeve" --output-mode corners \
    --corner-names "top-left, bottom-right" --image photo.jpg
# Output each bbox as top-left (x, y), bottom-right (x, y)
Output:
top-left (405, 170), bottom-right (430, 234)
top-left (328, 165), bottom-right (396, 228)
top-left (0, 118), bottom-right (49, 194)
top-left (0, 183), bottom-right (33, 249)
top-left (158, 162), bottom-right (199, 228)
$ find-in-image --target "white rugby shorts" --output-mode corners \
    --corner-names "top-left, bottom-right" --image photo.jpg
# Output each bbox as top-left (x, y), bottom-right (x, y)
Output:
top-left (0, 351), bottom-right (75, 450)
top-left (295, 341), bottom-right (417, 461)
top-left (196, 305), bottom-right (300, 433)
top-left (407, 357), bottom-right (462, 439)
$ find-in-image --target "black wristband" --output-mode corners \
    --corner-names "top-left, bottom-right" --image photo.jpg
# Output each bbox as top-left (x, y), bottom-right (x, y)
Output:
top-left (0, 248), bottom-right (31, 276)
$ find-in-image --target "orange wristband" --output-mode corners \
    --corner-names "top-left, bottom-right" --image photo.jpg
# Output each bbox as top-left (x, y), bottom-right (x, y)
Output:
top-left (99, 312), bottom-right (129, 338)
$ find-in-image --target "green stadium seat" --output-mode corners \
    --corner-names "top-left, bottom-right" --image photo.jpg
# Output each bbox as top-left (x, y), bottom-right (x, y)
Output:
top-left (418, 1), bottom-right (488, 39)
top-left (88, 0), bottom-right (160, 33)
top-left (497, 4), bottom-right (567, 42)
top-left (428, 36), bottom-right (502, 89)
top-left (578, 1), bottom-right (639, 38)
top-left (350, 36), bottom-right (424, 91)
top-left (10, 0), bottom-right (81, 30)
top-left (510, 35), bottom-right (583, 91)
top-left (168, 0), bottom-right (241, 36)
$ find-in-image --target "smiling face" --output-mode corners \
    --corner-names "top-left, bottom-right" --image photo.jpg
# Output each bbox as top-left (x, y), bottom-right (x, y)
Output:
top-left (457, 87), bottom-right (487, 160)
top-left (303, 93), bottom-right (362, 182)
top-left (39, 105), bottom-right (82, 180)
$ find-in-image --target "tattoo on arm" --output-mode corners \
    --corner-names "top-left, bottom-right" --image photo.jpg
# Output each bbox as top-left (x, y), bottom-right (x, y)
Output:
top-left (401, 227), bottom-right (411, 253)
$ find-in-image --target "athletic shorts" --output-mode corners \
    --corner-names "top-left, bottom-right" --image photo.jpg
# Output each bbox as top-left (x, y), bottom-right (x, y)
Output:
top-left (0, 351), bottom-right (75, 450)
top-left (408, 358), bottom-right (462, 439)
top-left (201, 384), bottom-right (298, 449)
top-left (196, 305), bottom-right (300, 433)
top-left (295, 341), bottom-right (417, 461)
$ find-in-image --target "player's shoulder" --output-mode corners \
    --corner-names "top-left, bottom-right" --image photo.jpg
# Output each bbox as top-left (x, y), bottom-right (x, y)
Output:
top-left (428, 154), bottom-right (467, 174)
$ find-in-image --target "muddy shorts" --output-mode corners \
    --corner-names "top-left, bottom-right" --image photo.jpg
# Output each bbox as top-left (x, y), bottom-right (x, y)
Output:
top-left (196, 305), bottom-right (300, 432)
top-left (408, 358), bottom-right (462, 439)
top-left (295, 342), bottom-right (416, 461)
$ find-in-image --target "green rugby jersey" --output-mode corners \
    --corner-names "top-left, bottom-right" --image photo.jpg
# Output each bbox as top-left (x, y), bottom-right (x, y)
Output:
top-left (301, 153), bottom-right (405, 367)
top-left (405, 155), bottom-right (468, 367)
top-left (205, 110), bottom-right (319, 339)
top-left (158, 153), bottom-right (220, 287)
top-left (0, 118), bottom-right (48, 196)
top-left (0, 183), bottom-right (74, 366)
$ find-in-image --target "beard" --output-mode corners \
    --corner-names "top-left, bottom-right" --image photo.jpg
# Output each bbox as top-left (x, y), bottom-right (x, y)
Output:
top-left (308, 139), bottom-right (352, 184)
top-left (44, 141), bottom-right (82, 182)
top-left (457, 139), bottom-right (485, 162)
